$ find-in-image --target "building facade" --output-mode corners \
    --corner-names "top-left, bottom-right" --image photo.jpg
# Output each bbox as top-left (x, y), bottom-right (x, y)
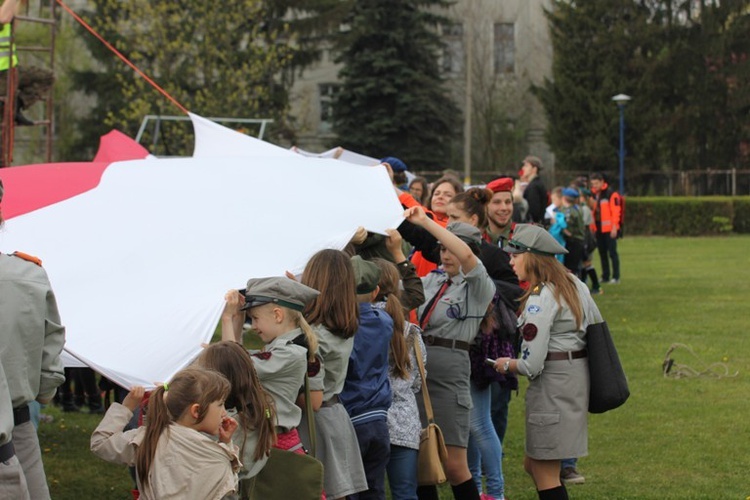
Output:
top-left (287, 0), bottom-right (555, 178)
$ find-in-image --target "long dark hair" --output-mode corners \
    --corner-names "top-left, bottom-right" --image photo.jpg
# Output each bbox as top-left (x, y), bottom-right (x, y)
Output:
top-left (450, 187), bottom-right (492, 231)
top-left (301, 249), bottom-right (359, 338)
top-left (197, 342), bottom-right (277, 462)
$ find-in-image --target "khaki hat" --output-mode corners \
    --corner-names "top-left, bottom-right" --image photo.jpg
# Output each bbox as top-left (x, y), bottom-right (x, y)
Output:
top-left (351, 255), bottom-right (381, 294)
top-left (503, 224), bottom-right (568, 256)
top-left (241, 277), bottom-right (320, 311)
top-left (446, 221), bottom-right (482, 246)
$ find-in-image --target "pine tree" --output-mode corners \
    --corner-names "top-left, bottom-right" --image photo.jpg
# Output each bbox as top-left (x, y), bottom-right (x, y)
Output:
top-left (332, 0), bottom-right (460, 169)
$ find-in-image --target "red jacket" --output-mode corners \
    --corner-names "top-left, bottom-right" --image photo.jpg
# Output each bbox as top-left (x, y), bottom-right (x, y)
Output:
top-left (399, 192), bottom-right (448, 277)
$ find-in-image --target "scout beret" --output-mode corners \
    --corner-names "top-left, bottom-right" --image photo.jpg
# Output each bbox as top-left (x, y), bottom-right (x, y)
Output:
top-left (503, 224), bottom-right (568, 256)
top-left (562, 187), bottom-right (580, 198)
top-left (446, 221), bottom-right (482, 246)
top-left (351, 255), bottom-right (381, 294)
top-left (486, 177), bottom-right (514, 194)
top-left (241, 277), bottom-right (320, 312)
top-left (380, 156), bottom-right (407, 172)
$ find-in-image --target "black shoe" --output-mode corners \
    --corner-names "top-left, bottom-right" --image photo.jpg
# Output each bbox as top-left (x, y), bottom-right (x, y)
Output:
top-left (14, 109), bottom-right (34, 126)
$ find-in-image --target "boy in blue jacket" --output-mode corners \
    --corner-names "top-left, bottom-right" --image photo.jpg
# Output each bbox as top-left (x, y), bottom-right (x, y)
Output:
top-left (341, 256), bottom-right (393, 500)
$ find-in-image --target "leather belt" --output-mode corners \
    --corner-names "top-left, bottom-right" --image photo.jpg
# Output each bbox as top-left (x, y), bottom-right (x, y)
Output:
top-left (421, 334), bottom-right (470, 352)
top-left (13, 405), bottom-right (30, 426)
top-left (321, 394), bottom-right (340, 408)
top-left (546, 349), bottom-right (587, 361)
top-left (0, 441), bottom-right (15, 462)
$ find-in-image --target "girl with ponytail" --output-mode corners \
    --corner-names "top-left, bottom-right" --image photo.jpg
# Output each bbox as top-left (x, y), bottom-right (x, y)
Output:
top-left (91, 367), bottom-right (241, 499)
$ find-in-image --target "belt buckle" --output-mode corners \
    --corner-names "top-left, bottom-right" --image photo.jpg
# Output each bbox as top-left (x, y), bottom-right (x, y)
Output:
top-left (424, 335), bottom-right (435, 346)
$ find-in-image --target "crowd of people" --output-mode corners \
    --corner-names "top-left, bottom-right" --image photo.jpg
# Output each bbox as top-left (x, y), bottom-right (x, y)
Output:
top-left (0, 155), bottom-right (622, 500)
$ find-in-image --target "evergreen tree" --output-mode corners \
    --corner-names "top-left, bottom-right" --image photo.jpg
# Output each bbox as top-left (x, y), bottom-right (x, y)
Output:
top-left (332, 0), bottom-right (460, 169)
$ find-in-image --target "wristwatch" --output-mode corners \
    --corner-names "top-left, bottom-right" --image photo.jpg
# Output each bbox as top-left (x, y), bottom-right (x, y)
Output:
top-left (502, 360), bottom-right (511, 374)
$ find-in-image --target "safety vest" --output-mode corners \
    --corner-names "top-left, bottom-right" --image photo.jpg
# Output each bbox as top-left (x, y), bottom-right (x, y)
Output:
top-left (0, 22), bottom-right (18, 72)
top-left (592, 183), bottom-right (622, 234)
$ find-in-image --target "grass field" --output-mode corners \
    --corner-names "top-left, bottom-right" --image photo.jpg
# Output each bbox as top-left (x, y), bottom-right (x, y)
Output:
top-left (37, 236), bottom-right (750, 499)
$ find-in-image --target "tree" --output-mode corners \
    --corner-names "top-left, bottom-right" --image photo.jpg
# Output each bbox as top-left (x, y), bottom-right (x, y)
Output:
top-left (67, 0), bottom-right (296, 158)
top-left (331, 0), bottom-right (460, 169)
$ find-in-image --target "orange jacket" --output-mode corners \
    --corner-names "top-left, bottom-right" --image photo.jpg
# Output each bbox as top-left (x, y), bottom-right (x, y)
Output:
top-left (399, 192), bottom-right (449, 277)
top-left (591, 182), bottom-right (622, 233)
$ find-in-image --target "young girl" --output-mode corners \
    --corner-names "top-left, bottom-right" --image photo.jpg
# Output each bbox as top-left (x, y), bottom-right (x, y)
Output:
top-left (221, 277), bottom-right (319, 455)
top-left (372, 255), bottom-right (426, 500)
top-left (298, 249), bottom-right (368, 499)
top-left (197, 341), bottom-right (277, 483)
top-left (90, 367), bottom-right (241, 500)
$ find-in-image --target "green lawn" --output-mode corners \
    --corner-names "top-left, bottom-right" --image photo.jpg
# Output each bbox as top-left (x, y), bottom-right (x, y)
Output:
top-left (38, 236), bottom-right (750, 499)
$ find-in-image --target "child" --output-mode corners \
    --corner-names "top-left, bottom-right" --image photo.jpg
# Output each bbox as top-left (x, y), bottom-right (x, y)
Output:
top-left (221, 277), bottom-right (319, 455)
top-left (340, 256), bottom-right (394, 499)
top-left (298, 249), bottom-right (368, 499)
top-left (90, 367), bottom-right (241, 500)
top-left (546, 186), bottom-right (567, 263)
top-left (372, 256), bottom-right (426, 500)
top-left (197, 341), bottom-right (278, 484)
top-left (578, 189), bottom-right (602, 294)
top-left (560, 187), bottom-right (586, 274)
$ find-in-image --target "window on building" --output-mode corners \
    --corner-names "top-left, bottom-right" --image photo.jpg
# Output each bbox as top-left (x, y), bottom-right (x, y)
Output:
top-left (442, 23), bottom-right (464, 76)
top-left (319, 83), bottom-right (341, 132)
top-left (494, 23), bottom-right (515, 75)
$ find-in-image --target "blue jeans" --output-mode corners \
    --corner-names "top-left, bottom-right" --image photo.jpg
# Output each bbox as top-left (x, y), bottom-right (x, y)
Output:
top-left (490, 382), bottom-right (512, 445)
top-left (561, 458), bottom-right (578, 470)
top-left (386, 445), bottom-right (418, 500)
top-left (467, 383), bottom-right (504, 498)
top-left (350, 419), bottom-right (390, 500)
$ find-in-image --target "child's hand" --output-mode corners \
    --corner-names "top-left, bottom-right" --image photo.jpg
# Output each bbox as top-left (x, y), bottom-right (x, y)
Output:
top-left (403, 206), bottom-right (428, 226)
top-left (218, 416), bottom-right (238, 444)
top-left (122, 386), bottom-right (146, 412)
top-left (222, 290), bottom-right (245, 318)
top-left (350, 226), bottom-right (368, 245)
top-left (285, 270), bottom-right (298, 281)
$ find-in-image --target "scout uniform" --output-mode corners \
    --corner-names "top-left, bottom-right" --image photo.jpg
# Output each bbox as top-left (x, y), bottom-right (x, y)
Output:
top-left (241, 277), bottom-right (319, 451)
top-left (503, 224), bottom-right (601, 461)
top-left (298, 324), bottom-right (367, 498)
top-left (0, 359), bottom-right (30, 500)
top-left (91, 403), bottom-right (242, 499)
top-left (0, 178), bottom-right (65, 500)
top-left (416, 222), bottom-right (496, 447)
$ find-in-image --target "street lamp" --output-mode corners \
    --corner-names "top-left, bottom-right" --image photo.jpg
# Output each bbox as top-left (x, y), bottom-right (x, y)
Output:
top-left (612, 94), bottom-right (631, 194)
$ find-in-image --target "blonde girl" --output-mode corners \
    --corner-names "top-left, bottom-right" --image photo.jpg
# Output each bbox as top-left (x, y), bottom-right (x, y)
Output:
top-left (221, 277), bottom-right (319, 455)
top-left (91, 368), bottom-right (241, 500)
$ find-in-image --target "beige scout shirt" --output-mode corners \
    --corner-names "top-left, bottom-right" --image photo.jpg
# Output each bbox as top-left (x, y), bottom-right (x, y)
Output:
top-left (516, 277), bottom-right (600, 379)
top-left (249, 328), bottom-right (308, 431)
top-left (0, 253), bottom-right (65, 407)
top-left (308, 325), bottom-right (354, 401)
top-left (91, 403), bottom-right (241, 500)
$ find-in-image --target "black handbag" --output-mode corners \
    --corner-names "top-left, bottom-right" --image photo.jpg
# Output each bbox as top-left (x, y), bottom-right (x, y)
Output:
top-left (587, 321), bottom-right (630, 413)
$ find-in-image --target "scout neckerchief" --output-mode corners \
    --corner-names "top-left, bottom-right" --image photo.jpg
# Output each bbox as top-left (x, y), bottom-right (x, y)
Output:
top-left (419, 278), bottom-right (452, 329)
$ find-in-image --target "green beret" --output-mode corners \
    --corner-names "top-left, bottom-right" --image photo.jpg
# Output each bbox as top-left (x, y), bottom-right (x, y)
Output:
top-left (350, 255), bottom-right (381, 295)
top-left (242, 277), bottom-right (320, 311)
top-left (503, 224), bottom-right (568, 256)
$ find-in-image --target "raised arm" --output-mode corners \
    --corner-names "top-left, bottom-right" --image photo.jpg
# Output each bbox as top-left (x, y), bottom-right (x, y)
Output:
top-left (221, 290), bottom-right (246, 343)
top-left (403, 206), bottom-right (478, 274)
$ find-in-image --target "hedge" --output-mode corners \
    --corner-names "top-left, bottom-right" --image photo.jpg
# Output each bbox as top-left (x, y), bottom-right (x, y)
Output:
top-left (623, 197), bottom-right (750, 236)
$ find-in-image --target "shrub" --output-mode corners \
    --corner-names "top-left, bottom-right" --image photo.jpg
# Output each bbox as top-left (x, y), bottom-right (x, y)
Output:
top-left (623, 197), bottom-right (750, 236)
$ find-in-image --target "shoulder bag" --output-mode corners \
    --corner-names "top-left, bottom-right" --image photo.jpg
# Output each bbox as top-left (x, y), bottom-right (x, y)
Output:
top-left (587, 321), bottom-right (630, 413)
top-left (413, 340), bottom-right (449, 485)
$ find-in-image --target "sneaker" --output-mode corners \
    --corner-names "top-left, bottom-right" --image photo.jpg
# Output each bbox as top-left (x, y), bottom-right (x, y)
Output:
top-left (591, 288), bottom-right (603, 295)
top-left (609, 279), bottom-right (620, 284)
top-left (479, 494), bottom-right (495, 500)
top-left (560, 467), bottom-right (585, 485)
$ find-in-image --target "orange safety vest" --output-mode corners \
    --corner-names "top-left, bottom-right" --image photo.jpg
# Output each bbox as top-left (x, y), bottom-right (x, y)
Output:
top-left (591, 183), bottom-right (622, 234)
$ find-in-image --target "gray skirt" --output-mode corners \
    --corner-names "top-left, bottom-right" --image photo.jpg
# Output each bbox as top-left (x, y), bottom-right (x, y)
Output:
top-left (525, 357), bottom-right (589, 460)
top-left (298, 402), bottom-right (367, 498)
top-left (416, 346), bottom-right (472, 447)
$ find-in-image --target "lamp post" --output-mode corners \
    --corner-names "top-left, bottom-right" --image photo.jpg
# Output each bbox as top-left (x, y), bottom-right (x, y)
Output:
top-left (612, 94), bottom-right (631, 194)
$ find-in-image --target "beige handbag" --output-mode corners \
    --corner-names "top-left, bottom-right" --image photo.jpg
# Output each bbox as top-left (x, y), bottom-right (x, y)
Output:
top-left (414, 340), bottom-right (448, 485)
